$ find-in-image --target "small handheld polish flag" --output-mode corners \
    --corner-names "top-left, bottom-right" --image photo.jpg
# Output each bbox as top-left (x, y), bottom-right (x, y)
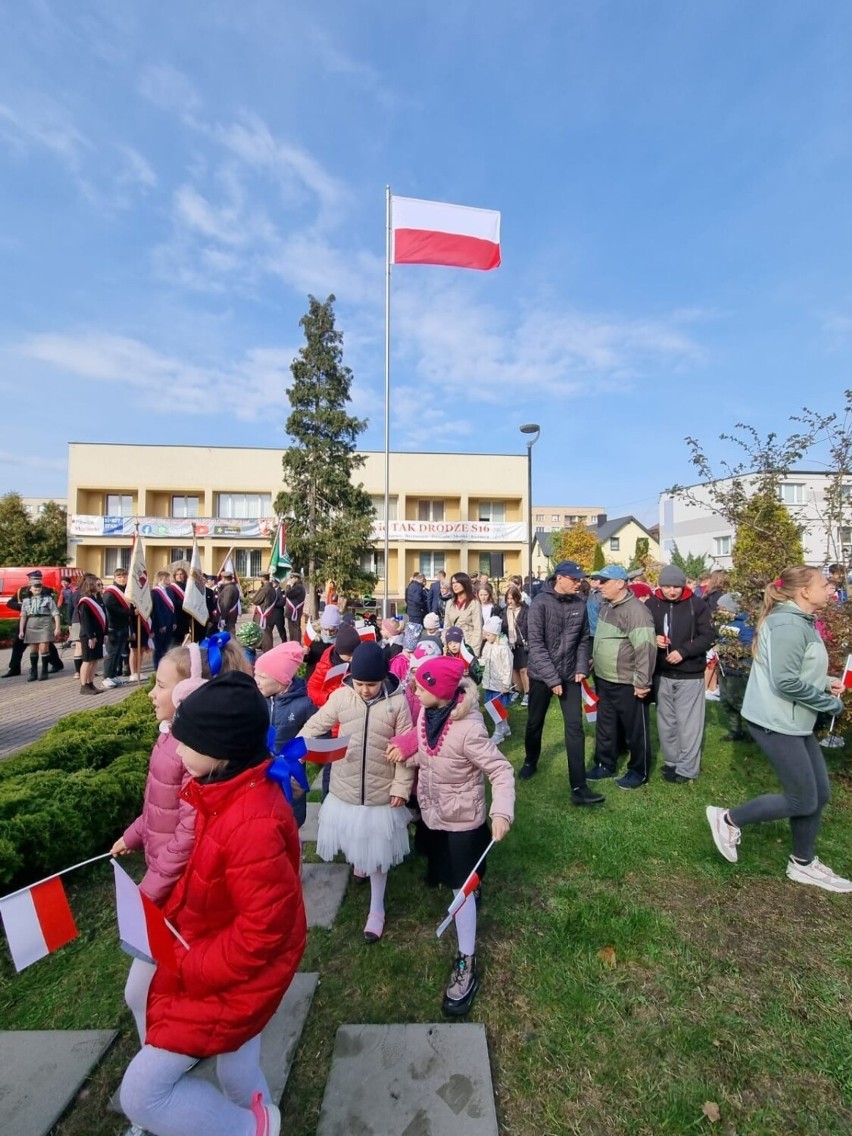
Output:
top-left (303, 620), bottom-right (318, 648)
top-left (436, 839), bottom-right (496, 938)
top-left (0, 877), bottom-right (78, 972)
top-left (580, 678), bottom-right (599, 724)
top-left (280, 735), bottom-right (352, 765)
top-left (484, 696), bottom-right (509, 726)
top-left (113, 860), bottom-right (187, 969)
top-left (842, 654), bottom-right (852, 689)
top-left (356, 622), bottom-right (377, 642)
top-left (323, 662), bottom-right (349, 685)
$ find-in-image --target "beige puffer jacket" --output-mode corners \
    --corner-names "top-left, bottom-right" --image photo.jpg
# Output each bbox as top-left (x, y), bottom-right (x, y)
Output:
top-left (300, 677), bottom-right (414, 806)
top-left (411, 679), bottom-right (515, 832)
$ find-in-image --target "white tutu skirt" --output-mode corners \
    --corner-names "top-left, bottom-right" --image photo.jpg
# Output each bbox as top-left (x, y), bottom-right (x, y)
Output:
top-left (317, 793), bottom-right (411, 876)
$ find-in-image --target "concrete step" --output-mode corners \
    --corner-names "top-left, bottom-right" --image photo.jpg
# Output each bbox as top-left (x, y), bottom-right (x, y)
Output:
top-left (299, 800), bottom-right (321, 843)
top-left (316, 1023), bottom-right (499, 1135)
top-left (302, 862), bottom-right (350, 929)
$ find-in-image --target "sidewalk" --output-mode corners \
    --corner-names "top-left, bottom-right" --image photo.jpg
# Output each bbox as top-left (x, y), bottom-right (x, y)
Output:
top-left (0, 644), bottom-right (150, 760)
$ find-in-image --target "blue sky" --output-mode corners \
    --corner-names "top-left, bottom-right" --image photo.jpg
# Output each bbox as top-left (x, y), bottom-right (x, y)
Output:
top-left (2, 2), bottom-right (851, 525)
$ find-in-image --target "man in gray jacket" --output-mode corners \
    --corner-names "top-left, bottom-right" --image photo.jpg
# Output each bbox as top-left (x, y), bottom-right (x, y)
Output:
top-left (520, 561), bottom-right (605, 806)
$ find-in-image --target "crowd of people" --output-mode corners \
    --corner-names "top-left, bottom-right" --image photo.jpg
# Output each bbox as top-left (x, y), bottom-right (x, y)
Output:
top-left (7, 554), bottom-right (850, 1136)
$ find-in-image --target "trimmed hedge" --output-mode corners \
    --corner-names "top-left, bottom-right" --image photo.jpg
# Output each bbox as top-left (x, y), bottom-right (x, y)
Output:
top-left (0, 691), bottom-right (157, 889)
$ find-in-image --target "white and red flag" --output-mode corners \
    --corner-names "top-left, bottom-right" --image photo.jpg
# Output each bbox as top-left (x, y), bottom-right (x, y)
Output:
top-left (842, 655), bottom-right (852, 689)
top-left (392, 195), bottom-right (501, 271)
top-left (460, 642), bottom-right (476, 667)
top-left (484, 696), bottom-right (509, 726)
top-left (323, 662), bottom-right (349, 686)
top-left (286, 736), bottom-right (352, 765)
top-left (0, 876), bottom-right (78, 972)
top-left (580, 678), bottom-right (599, 724)
top-left (126, 534), bottom-right (152, 622)
top-left (356, 622), bottom-right (377, 642)
top-left (303, 620), bottom-right (318, 648)
top-left (436, 839), bottom-right (495, 938)
top-left (112, 860), bottom-right (186, 970)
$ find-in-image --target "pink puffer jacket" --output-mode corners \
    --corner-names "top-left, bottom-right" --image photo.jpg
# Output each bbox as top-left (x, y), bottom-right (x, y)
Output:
top-left (393, 679), bottom-right (514, 832)
top-left (122, 727), bottom-right (196, 905)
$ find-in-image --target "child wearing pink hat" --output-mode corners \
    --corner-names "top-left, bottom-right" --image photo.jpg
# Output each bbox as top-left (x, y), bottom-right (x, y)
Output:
top-left (388, 656), bottom-right (515, 1017)
top-left (255, 643), bottom-right (315, 827)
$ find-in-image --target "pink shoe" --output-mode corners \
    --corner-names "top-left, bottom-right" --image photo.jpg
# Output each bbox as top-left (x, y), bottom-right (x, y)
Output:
top-left (363, 912), bottom-right (385, 943)
top-left (250, 1092), bottom-right (281, 1136)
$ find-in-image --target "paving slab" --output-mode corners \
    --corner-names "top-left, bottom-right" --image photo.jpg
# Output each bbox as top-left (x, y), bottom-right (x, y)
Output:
top-left (113, 973), bottom-right (319, 1115)
top-left (316, 1023), bottom-right (499, 1136)
top-left (0, 1029), bottom-right (117, 1136)
top-left (311, 770), bottom-right (324, 792)
top-left (302, 862), bottom-right (350, 929)
top-left (299, 800), bottom-right (321, 843)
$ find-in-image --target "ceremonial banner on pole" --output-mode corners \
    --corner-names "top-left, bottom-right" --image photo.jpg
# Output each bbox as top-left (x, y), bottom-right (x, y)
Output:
top-left (268, 521), bottom-right (292, 580)
top-left (126, 532), bottom-right (152, 622)
top-left (183, 537), bottom-right (209, 626)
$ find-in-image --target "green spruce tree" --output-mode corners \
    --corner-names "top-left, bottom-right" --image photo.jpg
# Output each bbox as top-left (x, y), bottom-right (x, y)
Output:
top-left (275, 295), bottom-right (376, 614)
top-left (731, 488), bottom-right (805, 601)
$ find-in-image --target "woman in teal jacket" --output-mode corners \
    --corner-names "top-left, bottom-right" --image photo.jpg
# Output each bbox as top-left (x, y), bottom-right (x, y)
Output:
top-left (706, 565), bottom-right (851, 893)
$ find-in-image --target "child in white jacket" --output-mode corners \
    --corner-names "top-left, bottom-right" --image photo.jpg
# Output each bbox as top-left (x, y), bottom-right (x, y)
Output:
top-left (481, 615), bottom-right (514, 743)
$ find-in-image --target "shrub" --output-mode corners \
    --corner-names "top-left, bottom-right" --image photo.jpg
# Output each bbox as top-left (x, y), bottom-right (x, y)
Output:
top-left (0, 691), bottom-right (156, 889)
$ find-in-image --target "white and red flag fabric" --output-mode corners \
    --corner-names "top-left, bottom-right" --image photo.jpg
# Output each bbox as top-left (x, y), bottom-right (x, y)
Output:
top-left (183, 538), bottom-right (209, 627)
top-left (112, 860), bottom-right (185, 970)
top-left (303, 620), bottom-right (318, 648)
top-left (392, 195), bottom-right (501, 271)
top-left (285, 735), bottom-right (352, 765)
top-left (484, 696), bottom-right (509, 726)
top-left (323, 662), bottom-right (349, 686)
top-left (842, 655), bottom-right (852, 689)
top-left (460, 642), bottom-right (476, 667)
top-left (125, 534), bottom-right (152, 622)
top-left (580, 678), bottom-right (599, 723)
top-left (356, 622), bottom-right (377, 642)
top-left (436, 839), bottom-right (495, 938)
top-left (0, 876), bottom-right (78, 972)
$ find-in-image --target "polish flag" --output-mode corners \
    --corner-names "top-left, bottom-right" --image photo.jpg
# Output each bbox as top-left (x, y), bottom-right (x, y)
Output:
top-left (581, 678), bottom-right (599, 724)
top-left (436, 838), bottom-right (495, 937)
top-left (357, 623), bottom-right (377, 642)
top-left (303, 620), bottom-right (318, 648)
top-left (113, 860), bottom-right (185, 970)
top-left (284, 736), bottom-right (352, 764)
top-left (842, 655), bottom-right (852, 689)
top-left (323, 662), bottom-right (349, 685)
top-left (484, 696), bottom-right (509, 725)
top-left (460, 642), bottom-right (476, 666)
top-left (0, 877), bottom-right (78, 972)
top-left (392, 195), bottom-right (501, 271)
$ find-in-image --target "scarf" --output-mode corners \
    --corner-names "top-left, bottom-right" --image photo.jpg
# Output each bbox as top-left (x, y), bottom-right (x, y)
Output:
top-left (424, 699), bottom-right (457, 751)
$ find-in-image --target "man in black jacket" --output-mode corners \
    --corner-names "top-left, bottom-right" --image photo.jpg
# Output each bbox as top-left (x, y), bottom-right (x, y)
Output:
top-left (520, 560), bottom-right (604, 805)
top-left (645, 565), bottom-right (714, 782)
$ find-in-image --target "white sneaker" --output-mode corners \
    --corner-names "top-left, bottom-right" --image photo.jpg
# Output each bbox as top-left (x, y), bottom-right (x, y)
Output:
top-left (705, 690), bottom-right (720, 701)
top-left (101, 678), bottom-right (116, 689)
top-left (127, 673), bottom-right (142, 681)
top-left (706, 805), bottom-right (740, 863)
top-left (786, 856), bottom-right (852, 893)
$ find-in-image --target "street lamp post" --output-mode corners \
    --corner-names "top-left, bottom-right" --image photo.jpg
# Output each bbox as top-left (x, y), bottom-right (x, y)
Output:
top-left (520, 424), bottom-right (541, 598)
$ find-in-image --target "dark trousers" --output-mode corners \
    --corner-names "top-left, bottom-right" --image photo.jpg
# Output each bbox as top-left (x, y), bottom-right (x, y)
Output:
top-left (7, 638), bottom-right (61, 674)
top-left (594, 676), bottom-right (652, 782)
top-left (105, 628), bottom-right (130, 680)
top-left (524, 678), bottom-right (587, 790)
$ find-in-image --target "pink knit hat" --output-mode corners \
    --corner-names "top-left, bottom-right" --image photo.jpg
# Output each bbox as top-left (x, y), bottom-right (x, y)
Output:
top-left (414, 656), bottom-right (465, 701)
top-left (255, 642), bottom-right (305, 687)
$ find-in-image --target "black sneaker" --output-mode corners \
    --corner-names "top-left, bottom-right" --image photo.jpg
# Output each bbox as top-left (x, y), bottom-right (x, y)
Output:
top-left (661, 764), bottom-right (677, 782)
top-left (586, 765), bottom-right (615, 780)
top-left (442, 953), bottom-right (479, 1017)
top-left (616, 771), bottom-right (647, 790)
top-left (518, 762), bottom-right (537, 781)
top-left (572, 786), bottom-right (606, 806)
top-left (720, 732), bottom-right (746, 742)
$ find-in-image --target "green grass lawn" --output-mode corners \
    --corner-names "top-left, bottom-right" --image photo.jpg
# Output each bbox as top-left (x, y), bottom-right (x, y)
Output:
top-left (2, 701), bottom-right (851, 1135)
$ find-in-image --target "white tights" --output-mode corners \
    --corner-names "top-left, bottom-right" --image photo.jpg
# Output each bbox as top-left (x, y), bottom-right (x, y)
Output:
top-left (453, 889), bottom-right (477, 956)
top-left (370, 870), bottom-right (387, 915)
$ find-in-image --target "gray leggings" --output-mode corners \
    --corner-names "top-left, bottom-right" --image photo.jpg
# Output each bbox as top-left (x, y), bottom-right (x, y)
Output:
top-left (120, 1034), bottom-right (269, 1136)
top-left (729, 725), bottom-right (831, 861)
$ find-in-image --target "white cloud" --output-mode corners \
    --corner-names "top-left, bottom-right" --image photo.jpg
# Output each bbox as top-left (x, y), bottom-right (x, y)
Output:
top-left (137, 63), bottom-right (202, 121)
top-left (17, 331), bottom-right (298, 422)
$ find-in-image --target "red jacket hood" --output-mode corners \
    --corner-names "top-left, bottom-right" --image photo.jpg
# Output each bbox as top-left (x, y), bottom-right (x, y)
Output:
top-left (653, 586), bottom-right (694, 602)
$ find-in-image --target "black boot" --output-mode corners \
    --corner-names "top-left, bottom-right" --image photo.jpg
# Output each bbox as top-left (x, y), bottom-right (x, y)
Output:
top-left (74, 658), bottom-right (83, 675)
top-left (27, 654), bottom-right (39, 682)
top-left (48, 644), bottom-right (64, 672)
top-left (442, 953), bottom-right (479, 1017)
top-left (40, 657), bottom-right (50, 680)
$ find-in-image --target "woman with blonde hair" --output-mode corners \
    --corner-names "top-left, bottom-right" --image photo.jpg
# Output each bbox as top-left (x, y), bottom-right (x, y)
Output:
top-left (706, 566), bottom-right (851, 892)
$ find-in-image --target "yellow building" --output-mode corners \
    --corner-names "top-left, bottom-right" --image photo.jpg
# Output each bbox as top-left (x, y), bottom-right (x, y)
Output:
top-left (67, 443), bottom-right (529, 602)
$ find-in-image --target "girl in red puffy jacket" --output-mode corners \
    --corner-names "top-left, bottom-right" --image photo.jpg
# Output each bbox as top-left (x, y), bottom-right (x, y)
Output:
top-left (120, 671), bottom-right (306, 1136)
top-left (110, 635), bottom-right (251, 1044)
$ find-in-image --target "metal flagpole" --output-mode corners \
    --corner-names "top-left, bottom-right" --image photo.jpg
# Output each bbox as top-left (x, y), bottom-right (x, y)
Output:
top-left (383, 184), bottom-right (392, 618)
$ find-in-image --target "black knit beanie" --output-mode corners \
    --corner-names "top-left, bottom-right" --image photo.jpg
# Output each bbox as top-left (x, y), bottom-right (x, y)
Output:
top-left (172, 671), bottom-right (269, 766)
top-left (334, 622), bottom-right (362, 657)
top-left (349, 641), bottom-right (387, 682)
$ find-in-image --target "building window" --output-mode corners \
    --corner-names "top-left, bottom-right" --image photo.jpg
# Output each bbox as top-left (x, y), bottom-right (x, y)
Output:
top-left (360, 550), bottom-right (386, 577)
top-left (535, 513), bottom-right (544, 522)
top-left (778, 483), bottom-right (805, 505)
top-left (479, 501), bottom-right (506, 523)
top-left (169, 547), bottom-right (192, 563)
top-left (419, 552), bottom-right (446, 577)
top-left (370, 495), bottom-right (398, 520)
top-left (106, 494), bottom-right (133, 517)
top-left (172, 496), bottom-right (200, 518)
top-left (478, 552), bottom-right (504, 578)
top-left (714, 536), bottom-right (732, 557)
top-left (418, 500), bottom-right (445, 522)
top-left (216, 493), bottom-right (271, 519)
top-left (551, 513), bottom-right (560, 523)
top-left (104, 548), bottom-right (130, 575)
top-left (235, 549), bottom-right (264, 576)
top-left (609, 537), bottom-right (620, 552)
